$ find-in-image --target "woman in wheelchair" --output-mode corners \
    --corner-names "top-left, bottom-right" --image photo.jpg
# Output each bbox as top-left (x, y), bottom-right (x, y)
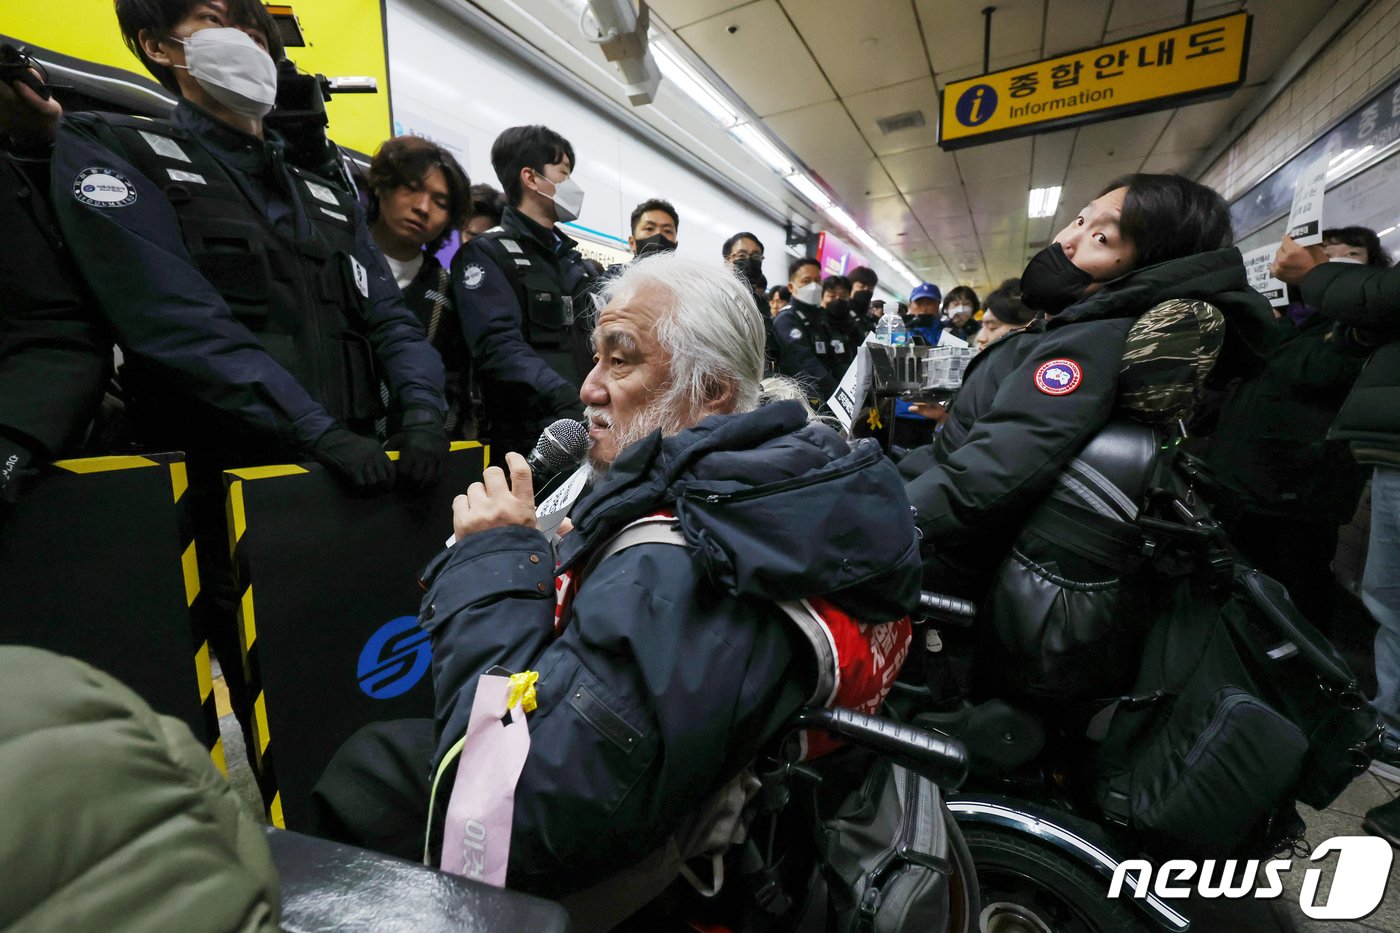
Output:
top-left (899, 173), bottom-right (1275, 710)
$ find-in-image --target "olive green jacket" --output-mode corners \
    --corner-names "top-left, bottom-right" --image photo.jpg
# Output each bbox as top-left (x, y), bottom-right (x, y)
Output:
top-left (0, 647), bottom-right (280, 932)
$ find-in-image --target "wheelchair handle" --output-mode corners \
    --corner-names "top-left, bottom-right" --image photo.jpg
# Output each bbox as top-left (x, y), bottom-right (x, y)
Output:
top-left (794, 706), bottom-right (969, 790)
top-left (917, 591), bottom-right (978, 627)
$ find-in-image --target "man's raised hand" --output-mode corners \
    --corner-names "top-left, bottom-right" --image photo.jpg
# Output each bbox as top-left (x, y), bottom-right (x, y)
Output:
top-left (452, 451), bottom-right (538, 540)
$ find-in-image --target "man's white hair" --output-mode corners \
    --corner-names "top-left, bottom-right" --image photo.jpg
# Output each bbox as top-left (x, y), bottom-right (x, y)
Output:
top-left (593, 252), bottom-right (814, 420)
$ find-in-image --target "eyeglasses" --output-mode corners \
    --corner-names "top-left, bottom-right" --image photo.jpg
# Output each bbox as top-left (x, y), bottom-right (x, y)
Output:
top-left (729, 250), bottom-right (763, 262)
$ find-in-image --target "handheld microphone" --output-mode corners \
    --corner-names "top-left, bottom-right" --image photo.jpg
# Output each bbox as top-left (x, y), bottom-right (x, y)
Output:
top-left (526, 419), bottom-right (589, 487)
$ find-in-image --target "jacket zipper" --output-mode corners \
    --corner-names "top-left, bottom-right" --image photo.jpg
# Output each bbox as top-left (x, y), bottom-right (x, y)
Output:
top-left (1185, 691), bottom-right (1254, 768)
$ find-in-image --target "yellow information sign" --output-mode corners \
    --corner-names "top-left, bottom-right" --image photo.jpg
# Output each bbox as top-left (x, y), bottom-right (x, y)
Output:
top-left (0, 1), bottom-right (391, 157)
top-left (939, 12), bottom-right (1250, 150)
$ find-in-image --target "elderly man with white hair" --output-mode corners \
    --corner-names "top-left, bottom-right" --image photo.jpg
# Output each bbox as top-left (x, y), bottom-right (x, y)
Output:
top-left (312, 253), bottom-right (922, 921)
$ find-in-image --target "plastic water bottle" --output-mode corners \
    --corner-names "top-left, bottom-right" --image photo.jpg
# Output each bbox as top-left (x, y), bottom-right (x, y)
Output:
top-left (874, 312), bottom-right (908, 346)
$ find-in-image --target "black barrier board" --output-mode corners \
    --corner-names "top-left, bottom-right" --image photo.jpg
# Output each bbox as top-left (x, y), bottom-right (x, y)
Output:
top-left (227, 442), bottom-right (487, 828)
top-left (0, 453), bottom-right (215, 757)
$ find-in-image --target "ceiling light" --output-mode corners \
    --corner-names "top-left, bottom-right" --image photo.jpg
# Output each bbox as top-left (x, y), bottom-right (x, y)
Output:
top-left (651, 38), bottom-right (738, 127)
top-left (1380, 226), bottom-right (1398, 237)
top-left (1326, 145), bottom-right (1374, 179)
top-left (729, 122), bottom-right (793, 175)
top-left (823, 206), bottom-right (858, 231)
top-left (1028, 186), bottom-right (1061, 219)
top-left (785, 172), bottom-right (832, 209)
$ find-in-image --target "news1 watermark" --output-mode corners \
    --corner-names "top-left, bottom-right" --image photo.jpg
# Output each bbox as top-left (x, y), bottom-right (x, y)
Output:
top-left (1109, 836), bottom-right (1394, 921)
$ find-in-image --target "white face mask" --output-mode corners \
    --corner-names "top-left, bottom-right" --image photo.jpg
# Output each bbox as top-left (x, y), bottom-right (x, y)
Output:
top-left (538, 173), bottom-right (585, 223)
top-left (1328, 256), bottom-right (1365, 265)
top-left (946, 303), bottom-right (972, 318)
top-left (794, 281), bottom-right (823, 306)
top-left (175, 28), bottom-right (278, 120)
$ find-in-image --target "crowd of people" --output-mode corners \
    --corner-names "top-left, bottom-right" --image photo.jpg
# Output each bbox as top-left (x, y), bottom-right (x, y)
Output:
top-left (3, 0), bottom-right (1400, 929)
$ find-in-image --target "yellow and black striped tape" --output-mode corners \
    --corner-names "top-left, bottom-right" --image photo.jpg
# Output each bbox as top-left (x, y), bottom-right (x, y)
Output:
top-left (226, 462), bottom-right (307, 827)
top-left (53, 453), bottom-right (223, 771)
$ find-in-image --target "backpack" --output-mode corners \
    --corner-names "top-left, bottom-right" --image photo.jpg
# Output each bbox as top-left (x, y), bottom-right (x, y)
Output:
top-left (1090, 556), bottom-right (1380, 858)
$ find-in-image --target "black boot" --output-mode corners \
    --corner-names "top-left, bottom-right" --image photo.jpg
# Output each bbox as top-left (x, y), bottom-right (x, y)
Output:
top-left (1363, 796), bottom-right (1400, 847)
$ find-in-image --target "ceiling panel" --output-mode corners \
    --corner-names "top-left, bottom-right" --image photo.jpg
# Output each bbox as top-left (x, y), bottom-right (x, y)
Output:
top-left (1141, 147), bottom-right (1208, 174)
top-left (1044, 0), bottom-right (1111, 56)
top-left (845, 77), bottom-right (942, 156)
top-left (916, 0), bottom-right (1044, 83)
top-left (1029, 128), bottom-right (1077, 187)
top-left (1069, 110), bottom-right (1175, 166)
top-left (807, 156), bottom-right (900, 200)
top-left (973, 210), bottom-right (1027, 237)
top-left (965, 176), bottom-right (1033, 214)
top-left (786, 0), bottom-right (929, 96)
top-left (1103, 0), bottom-right (1191, 41)
top-left (881, 145), bottom-right (962, 193)
top-left (646, 0), bottom-right (756, 30)
top-left (763, 100), bottom-right (871, 169)
top-left (677, 1), bottom-right (834, 117)
top-left (907, 185), bottom-right (972, 225)
top-left (849, 194), bottom-right (923, 242)
top-left (955, 136), bottom-right (1034, 181)
top-left (1153, 96), bottom-right (1249, 153)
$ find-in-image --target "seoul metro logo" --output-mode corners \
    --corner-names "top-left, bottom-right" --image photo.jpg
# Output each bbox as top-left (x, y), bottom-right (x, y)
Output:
top-left (955, 84), bottom-right (998, 127)
top-left (357, 615), bottom-right (432, 699)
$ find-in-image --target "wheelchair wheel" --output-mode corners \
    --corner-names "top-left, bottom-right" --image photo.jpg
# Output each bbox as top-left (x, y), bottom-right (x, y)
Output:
top-left (962, 825), bottom-right (1148, 933)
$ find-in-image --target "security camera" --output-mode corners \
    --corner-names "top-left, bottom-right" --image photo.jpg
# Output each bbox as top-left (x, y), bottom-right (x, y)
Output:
top-left (580, 0), bottom-right (659, 106)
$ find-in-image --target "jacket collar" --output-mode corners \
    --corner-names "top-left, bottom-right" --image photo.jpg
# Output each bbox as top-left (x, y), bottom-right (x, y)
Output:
top-left (501, 205), bottom-right (578, 256)
top-left (172, 99), bottom-right (285, 176)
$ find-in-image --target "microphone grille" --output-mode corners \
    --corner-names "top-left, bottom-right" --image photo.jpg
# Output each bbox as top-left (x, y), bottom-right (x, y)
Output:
top-left (540, 419), bottom-right (590, 469)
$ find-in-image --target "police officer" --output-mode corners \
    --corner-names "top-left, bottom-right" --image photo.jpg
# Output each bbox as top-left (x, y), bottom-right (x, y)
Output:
top-left (721, 230), bottom-right (781, 377)
top-left (52, 0), bottom-right (448, 723)
top-left (0, 50), bottom-right (107, 522)
top-left (367, 135), bottom-right (474, 439)
top-left (821, 273), bottom-right (861, 372)
top-left (452, 124), bottom-right (597, 458)
top-left (773, 256), bottom-right (842, 399)
top-left (53, 0), bottom-right (447, 490)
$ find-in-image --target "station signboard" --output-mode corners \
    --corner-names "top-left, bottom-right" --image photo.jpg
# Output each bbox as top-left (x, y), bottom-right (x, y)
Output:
top-left (940, 12), bottom-right (1250, 150)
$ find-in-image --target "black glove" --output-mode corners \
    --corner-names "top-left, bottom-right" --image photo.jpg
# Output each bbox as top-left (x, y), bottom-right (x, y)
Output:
top-left (0, 431), bottom-right (35, 508)
top-left (386, 406), bottom-right (449, 491)
top-left (312, 427), bottom-right (394, 495)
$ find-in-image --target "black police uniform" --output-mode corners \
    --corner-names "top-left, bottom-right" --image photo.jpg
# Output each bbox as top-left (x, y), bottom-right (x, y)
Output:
top-left (772, 299), bottom-right (844, 399)
top-left (452, 205), bottom-right (595, 457)
top-left (51, 101), bottom-right (446, 467)
top-left (0, 147), bottom-right (107, 510)
top-left (400, 254), bottom-right (472, 438)
top-left (51, 99), bottom-right (447, 725)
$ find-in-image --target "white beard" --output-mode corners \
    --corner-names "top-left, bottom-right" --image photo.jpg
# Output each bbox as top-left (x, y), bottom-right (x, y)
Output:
top-left (584, 394), bottom-right (694, 475)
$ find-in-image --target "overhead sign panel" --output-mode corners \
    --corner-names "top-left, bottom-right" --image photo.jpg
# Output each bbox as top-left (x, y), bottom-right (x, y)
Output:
top-left (939, 12), bottom-right (1250, 150)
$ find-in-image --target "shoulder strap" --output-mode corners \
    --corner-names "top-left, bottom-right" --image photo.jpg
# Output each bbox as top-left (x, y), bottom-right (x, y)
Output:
top-left (586, 517), bottom-right (834, 706)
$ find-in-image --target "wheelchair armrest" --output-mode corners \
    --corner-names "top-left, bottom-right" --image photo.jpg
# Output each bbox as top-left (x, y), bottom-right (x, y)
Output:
top-left (264, 828), bottom-right (570, 932)
top-left (794, 706), bottom-right (969, 789)
top-left (918, 590), bottom-right (978, 628)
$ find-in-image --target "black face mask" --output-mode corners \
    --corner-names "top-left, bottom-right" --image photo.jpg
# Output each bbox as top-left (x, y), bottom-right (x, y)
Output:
top-left (849, 290), bottom-right (872, 316)
top-left (736, 255), bottom-right (765, 288)
top-left (634, 233), bottom-right (677, 259)
top-left (826, 297), bottom-right (850, 317)
top-left (1020, 243), bottom-right (1094, 314)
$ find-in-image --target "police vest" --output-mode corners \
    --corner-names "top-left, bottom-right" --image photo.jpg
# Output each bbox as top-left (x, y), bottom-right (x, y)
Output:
top-left (98, 113), bottom-right (382, 425)
top-left (476, 226), bottom-right (596, 381)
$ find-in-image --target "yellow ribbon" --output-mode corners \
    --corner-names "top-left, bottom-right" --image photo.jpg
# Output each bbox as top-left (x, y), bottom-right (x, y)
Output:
top-left (507, 670), bottom-right (539, 713)
top-left (867, 406), bottom-right (883, 430)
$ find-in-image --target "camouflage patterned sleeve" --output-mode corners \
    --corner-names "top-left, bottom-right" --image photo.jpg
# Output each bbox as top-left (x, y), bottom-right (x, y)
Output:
top-left (1116, 298), bottom-right (1225, 425)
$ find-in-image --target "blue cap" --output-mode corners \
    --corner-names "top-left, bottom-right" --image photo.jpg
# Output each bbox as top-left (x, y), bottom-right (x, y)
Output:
top-left (910, 282), bottom-right (942, 304)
